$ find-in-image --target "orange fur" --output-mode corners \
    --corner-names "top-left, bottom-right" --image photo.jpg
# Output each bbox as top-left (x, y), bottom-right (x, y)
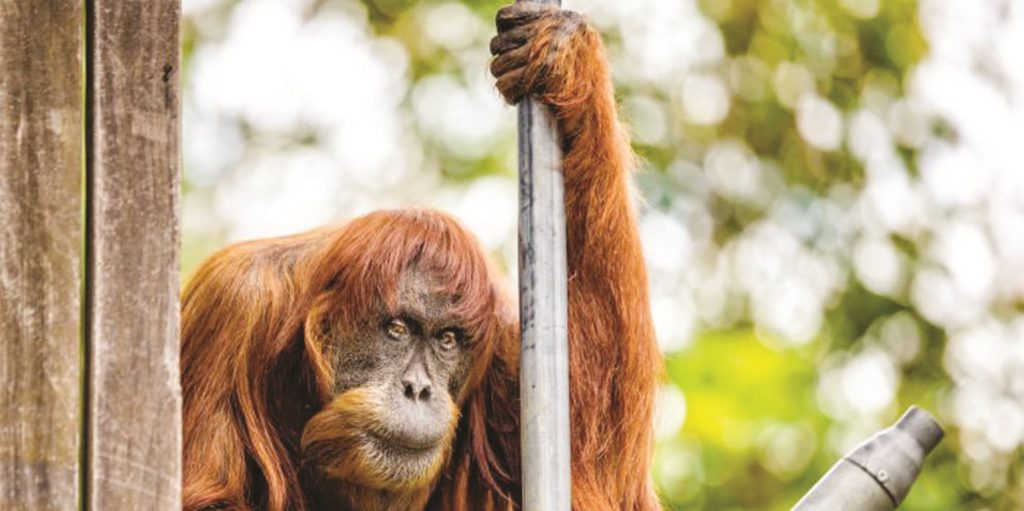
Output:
top-left (300, 387), bottom-right (460, 490)
top-left (181, 11), bottom-right (660, 511)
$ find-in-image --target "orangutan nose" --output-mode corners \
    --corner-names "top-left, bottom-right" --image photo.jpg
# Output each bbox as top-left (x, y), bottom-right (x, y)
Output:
top-left (401, 359), bottom-right (433, 402)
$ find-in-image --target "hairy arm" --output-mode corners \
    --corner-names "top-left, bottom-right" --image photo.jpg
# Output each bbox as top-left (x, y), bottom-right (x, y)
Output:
top-left (491, 5), bottom-right (662, 510)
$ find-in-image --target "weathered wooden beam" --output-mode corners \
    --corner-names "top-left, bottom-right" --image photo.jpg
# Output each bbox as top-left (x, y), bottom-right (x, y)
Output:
top-left (0, 2), bottom-right (84, 509)
top-left (516, 0), bottom-right (571, 509)
top-left (85, 1), bottom-right (182, 509)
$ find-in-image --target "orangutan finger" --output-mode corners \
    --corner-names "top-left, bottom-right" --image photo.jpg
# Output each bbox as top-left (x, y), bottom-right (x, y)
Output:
top-left (490, 45), bottom-right (530, 79)
top-left (495, 2), bottom-right (555, 32)
top-left (495, 68), bottom-right (528, 104)
top-left (490, 22), bottom-right (535, 55)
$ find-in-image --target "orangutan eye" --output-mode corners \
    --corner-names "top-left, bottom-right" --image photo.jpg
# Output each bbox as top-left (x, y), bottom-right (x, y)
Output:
top-left (386, 318), bottom-right (409, 339)
top-left (438, 330), bottom-right (459, 351)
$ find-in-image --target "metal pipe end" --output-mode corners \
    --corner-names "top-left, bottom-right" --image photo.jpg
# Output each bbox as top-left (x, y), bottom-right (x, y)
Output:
top-left (895, 405), bottom-right (944, 455)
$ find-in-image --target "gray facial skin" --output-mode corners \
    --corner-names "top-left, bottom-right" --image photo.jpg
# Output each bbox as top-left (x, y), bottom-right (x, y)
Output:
top-left (331, 266), bottom-right (472, 454)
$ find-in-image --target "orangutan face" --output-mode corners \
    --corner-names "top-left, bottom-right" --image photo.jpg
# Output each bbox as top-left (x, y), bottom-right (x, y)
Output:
top-left (300, 266), bottom-right (472, 494)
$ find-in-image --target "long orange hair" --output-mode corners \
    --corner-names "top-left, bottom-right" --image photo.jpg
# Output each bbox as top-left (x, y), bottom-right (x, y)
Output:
top-left (181, 209), bottom-right (517, 511)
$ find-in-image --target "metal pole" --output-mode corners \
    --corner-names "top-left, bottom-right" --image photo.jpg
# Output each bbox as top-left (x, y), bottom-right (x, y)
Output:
top-left (517, 0), bottom-right (571, 509)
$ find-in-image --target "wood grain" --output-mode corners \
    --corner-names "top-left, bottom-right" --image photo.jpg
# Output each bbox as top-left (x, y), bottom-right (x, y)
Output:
top-left (0, 2), bottom-right (84, 510)
top-left (86, 1), bottom-right (182, 509)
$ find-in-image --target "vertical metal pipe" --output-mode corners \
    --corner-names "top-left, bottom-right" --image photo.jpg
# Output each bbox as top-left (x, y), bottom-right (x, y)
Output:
top-left (517, 0), bottom-right (571, 509)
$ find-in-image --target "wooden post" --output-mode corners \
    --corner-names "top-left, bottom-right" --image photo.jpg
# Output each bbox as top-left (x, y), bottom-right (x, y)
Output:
top-left (516, 0), bottom-right (571, 509)
top-left (0, 2), bottom-right (84, 509)
top-left (85, 1), bottom-right (182, 509)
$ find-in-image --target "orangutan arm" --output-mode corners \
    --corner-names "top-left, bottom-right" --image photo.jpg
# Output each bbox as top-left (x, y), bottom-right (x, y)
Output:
top-left (491, 5), bottom-right (662, 510)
